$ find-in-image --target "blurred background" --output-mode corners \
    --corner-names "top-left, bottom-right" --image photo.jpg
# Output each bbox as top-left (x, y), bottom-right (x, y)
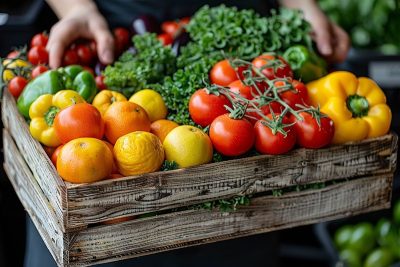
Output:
top-left (0, 0), bottom-right (399, 267)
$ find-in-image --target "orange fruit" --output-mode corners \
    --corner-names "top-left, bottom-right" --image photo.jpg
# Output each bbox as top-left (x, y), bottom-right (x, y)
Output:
top-left (103, 101), bottom-right (151, 144)
top-left (114, 131), bottom-right (164, 176)
top-left (92, 90), bottom-right (127, 116)
top-left (57, 138), bottom-right (113, 183)
top-left (163, 125), bottom-right (213, 168)
top-left (103, 141), bottom-right (119, 174)
top-left (150, 119), bottom-right (179, 143)
top-left (129, 89), bottom-right (167, 122)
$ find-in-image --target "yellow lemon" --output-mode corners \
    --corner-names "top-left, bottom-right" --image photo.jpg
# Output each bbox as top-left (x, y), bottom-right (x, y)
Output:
top-left (163, 125), bottom-right (213, 168)
top-left (114, 131), bottom-right (164, 176)
top-left (129, 89), bottom-right (167, 122)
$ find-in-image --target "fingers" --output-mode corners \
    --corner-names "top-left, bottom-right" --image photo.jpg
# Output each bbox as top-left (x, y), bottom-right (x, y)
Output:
top-left (46, 21), bottom-right (81, 69)
top-left (89, 18), bottom-right (114, 65)
top-left (330, 24), bottom-right (351, 63)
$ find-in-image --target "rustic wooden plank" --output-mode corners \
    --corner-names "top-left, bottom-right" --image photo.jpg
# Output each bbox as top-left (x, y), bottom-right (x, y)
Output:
top-left (65, 133), bottom-right (397, 230)
top-left (67, 174), bottom-right (392, 266)
top-left (2, 129), bottom-right (66, 265)
top-left (1, 89), bottom-right (67, 228)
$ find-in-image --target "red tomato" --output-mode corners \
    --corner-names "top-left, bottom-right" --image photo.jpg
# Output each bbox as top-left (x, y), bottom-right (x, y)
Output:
top-left (63, 49), bottom-right (79, 66)
top-left (83, 66), bottom-right (95, 76)
top-left (51, 145), bottom-right (64, 166)
top-left (209, 114), bottom-right (255, 156)
top-left (278, 80), bottom-right (310, 110)
top-left (179, 17), bottom-right (190, 26)
top-left (189, 88), bottom-right (231, 127)
top-left (54, 103), bottom-right (105, 144)
top-left (75, 44), bottom-right (94, 65)
top-left (254, 114), bottom-right (296, 155)
top-left (30, 33), bottom-right (48, 48)
top-left (8, 76), bottom-right (28, 98)
top-left (161, 21), bottom-right (180, 37)
top-left (31, 65), bottom-right (49, 79)
top-left (113, 27), bottom-right (131, 54)
top-left (290, 112), bottom-right (334, 149)
top-left (252, 54), bottom-right (293, 80)
top-left (95, 75), bottom-right (107, 90)
top-left (228, 80), bottom-right (255, 100)
top-left (210, 59), bottom-right (238, 86)
top-left (157, 33), bottom-right (173, 46)
top-left (28, 46), bottom-right (49, 65)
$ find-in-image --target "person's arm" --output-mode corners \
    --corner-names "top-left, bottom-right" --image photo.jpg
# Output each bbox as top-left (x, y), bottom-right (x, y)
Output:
top-left (279, 0), bottom-right (350, 63)
top-left (45, 0), bottom-right (114, 68)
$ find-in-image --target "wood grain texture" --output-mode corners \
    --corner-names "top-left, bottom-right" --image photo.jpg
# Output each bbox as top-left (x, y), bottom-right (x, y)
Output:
top-left (1, 89), bottom-right (67, 227)
top-left (65, 133), bottom-right (397, 230)
top-left (66, 174), bottom-right (392, 266)
top-left (3, 129), bottom-right (65, 265)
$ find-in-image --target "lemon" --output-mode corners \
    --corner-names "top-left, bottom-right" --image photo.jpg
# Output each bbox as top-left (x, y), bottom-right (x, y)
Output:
top-left (129, 89), bottom-right (167, 122)
top-left (114, 131), bottom-right (164, 176)
top-left (163, 125), bottom-right (213, 168)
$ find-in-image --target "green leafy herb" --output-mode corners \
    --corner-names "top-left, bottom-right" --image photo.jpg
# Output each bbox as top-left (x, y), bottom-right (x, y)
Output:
top-left (104, 33), bottom-right (176, 97)
top-left (161, 160), bottom-right (179, 171)
top-left (193, 195), bottom-right (251, 212)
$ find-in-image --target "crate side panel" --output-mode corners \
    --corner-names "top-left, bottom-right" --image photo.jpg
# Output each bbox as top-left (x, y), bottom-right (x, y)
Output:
top-left (1, 89), bottom-right (67, 226)
top-left (3, 129), bottom-right (66, 266)
top-left (66, 133), bottom-right (396, 229)
top-left (68, 174), bottom-right (392, 266)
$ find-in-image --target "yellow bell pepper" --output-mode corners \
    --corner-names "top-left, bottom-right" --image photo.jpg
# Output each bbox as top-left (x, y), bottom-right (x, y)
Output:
top-left (92, 90), bottom-right (127, 116)
top-left (29, 90), bottom-right (85, 147)
top-left (307, 71), bottom-right (391, 144)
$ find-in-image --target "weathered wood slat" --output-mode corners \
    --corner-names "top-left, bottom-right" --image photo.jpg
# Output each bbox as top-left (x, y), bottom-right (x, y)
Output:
top-left (65, 133), bottom-right (397, 229)
top-left (1, 89), bottom-right (67, 227)
top-left (2, 129), bottom-right (66, 265)
top-left (67, 174), bottom-right (392, 266)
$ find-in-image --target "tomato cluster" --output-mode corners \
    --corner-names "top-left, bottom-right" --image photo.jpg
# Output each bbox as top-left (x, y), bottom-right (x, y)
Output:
top-left (189, 54), bottom-right (335, 157)
top-left (158, 17), bottom-right (190, 46)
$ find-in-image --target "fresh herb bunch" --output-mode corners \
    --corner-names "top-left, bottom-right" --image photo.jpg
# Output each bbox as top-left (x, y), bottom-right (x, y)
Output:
top-left (193, 195), bottom-right (251, 212)
top-left (104, 33), bottom-right (176, 97)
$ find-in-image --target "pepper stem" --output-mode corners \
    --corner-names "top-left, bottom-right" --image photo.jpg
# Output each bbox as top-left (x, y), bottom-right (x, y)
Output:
top-left (44, 106), bottom-right (60, 126)
top-left (347, 95), bottom-right (369, 117)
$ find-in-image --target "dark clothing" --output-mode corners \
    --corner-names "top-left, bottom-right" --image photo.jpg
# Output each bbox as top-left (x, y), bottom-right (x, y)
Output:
top-left (95, 0), bottom-right (278, 27)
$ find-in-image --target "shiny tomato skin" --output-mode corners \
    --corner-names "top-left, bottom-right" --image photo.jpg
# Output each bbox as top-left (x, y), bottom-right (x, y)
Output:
top-left (157, 33), bottom-right (173, 46)
top-left (161, 21), bottom-right (180, 37)
top-left (209, 114), bottom-right (255, 156)
top-left (254, 115), bottom-right (296, 155)
top-left (31, 65), bottom-right (49, 79)
top-left (54, 103), bottom-right (105, 144)
top-left (210, 59), bottom-right (238, 86)
top-left (277, 79), bottom-right (310, 110)
top-left (228, 80), bottom-right (255, 100)
top-left (28, 45), bottom-right (49, 65)
top-left (8, 76), bottom-right (28, 98)
top-left (30, 33), bottom-right (48, 48)
top-left (63, 49), bottom-right (79, 66)
top-left (291, 112), bottom-right (334, 149)
top-left (189, 88), bottom-right (231, 127)
top-left (95, 75), bottom-right (107, 90)
top-left (75, 44), bottom-right (94, 65)
top-left (252, 54), bottom-right (293, 80)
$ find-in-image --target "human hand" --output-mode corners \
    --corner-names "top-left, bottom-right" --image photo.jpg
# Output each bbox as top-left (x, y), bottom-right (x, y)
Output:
top-left (280, 0), bottom-right (350, 63)
top-left (46, 4), bottom-right (114, 69)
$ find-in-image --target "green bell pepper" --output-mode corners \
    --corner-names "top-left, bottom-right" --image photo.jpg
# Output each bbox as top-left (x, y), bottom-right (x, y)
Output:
top-left (17, 70), bottom-right (64, 118)
top-left (17, 65), bottom-right (98, 118)
top-left (283, 45), bottom-right (327, 83)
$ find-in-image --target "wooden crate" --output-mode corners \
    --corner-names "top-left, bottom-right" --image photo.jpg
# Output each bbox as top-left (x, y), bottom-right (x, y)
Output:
top-left (1, 88), bottom-right (398, 266)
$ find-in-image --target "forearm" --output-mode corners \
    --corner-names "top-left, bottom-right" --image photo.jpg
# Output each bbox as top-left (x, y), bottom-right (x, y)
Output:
top-left (45, 0), bottom-right (98, 19)
top-left (278, 0), bottom-right (317, 10)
